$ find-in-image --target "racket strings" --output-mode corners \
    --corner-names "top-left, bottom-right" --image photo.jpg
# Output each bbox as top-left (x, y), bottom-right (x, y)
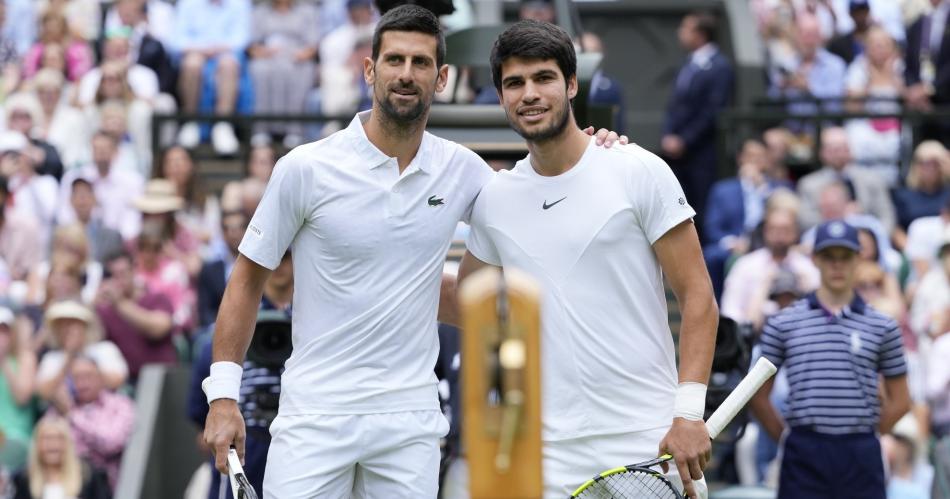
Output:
top-left (576, 470), bottom-right (681, 499)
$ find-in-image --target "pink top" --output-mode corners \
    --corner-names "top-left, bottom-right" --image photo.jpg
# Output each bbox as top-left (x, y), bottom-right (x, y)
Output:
top-left (136, 257), bottom-right (195, 332)
top-left (23, 41), bottom-right (94, 81)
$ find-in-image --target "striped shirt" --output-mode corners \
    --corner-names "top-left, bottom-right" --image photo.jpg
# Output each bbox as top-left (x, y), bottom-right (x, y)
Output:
top-left (759, 292), bottom-right (906, 435)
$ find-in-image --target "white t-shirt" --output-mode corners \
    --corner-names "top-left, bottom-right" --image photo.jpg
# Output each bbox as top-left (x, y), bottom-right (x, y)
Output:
top-left (239, 112), bottom-right (494, 415)
top-left (75, 65), bottom-right (160, 106)
top-left (466, 139), bottom-right (695, 441)
top-left (36, 341), bottom-right (129, 383)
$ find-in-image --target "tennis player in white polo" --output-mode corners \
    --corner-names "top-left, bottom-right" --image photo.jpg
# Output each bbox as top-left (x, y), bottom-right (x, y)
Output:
top-left (457, 21), bottom-right (718, 499)
top-left (201, 6), bottom-right (623, 497)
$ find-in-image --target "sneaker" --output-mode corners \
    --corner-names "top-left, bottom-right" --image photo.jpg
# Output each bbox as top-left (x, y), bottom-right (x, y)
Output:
top-left (212, 122), bottom-right (239, 156)
top-left (177, 121), bottom-right (201, 149)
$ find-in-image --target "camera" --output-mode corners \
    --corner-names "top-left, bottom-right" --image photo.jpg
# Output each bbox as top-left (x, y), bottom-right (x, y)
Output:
top-left (242, 311), bottom-right (293, 431)
top-left (247, 310), bottom-right (293, 368)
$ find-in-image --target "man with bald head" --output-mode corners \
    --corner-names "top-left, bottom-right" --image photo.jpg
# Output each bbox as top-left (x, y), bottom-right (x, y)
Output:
top-left (796, 127), bottom-right (895, 232)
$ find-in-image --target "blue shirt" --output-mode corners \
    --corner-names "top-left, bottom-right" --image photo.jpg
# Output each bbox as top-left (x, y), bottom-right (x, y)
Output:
top-left (171, 0), bottom-right (252, 53)
top-left (759, 293), bottom-right (906, 435)
top-left (769, 49), bottom-right (847, 117)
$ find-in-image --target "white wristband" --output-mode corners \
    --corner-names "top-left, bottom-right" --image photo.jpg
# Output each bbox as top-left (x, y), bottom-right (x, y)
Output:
top-left (673, 382), bottom-right (707, 421)
top-left (202, 361), bottom-right (243, 404)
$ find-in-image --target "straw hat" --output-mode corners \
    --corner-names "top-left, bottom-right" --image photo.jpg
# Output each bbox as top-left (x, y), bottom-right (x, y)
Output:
top-left (133, 178), bottom-right (185, 214)
top-left (44, 300), bottom-right (101, 347)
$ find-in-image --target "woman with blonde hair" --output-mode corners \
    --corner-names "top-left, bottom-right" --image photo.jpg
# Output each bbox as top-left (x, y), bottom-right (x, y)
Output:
top-left (22, 10), bottom-right (92, 82)
top-left (24, 224), bottom-right (102, 307)
top-left (10, 415), bottom-right (109, 499)
top-left (29, 68), bottom-right (89, 167)
top-left (893, 140), bottom-right (950, 234)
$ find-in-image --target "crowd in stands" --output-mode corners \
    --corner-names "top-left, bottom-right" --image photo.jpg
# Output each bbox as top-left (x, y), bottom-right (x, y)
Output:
top-left (0, 0), bottom-right (947, 498)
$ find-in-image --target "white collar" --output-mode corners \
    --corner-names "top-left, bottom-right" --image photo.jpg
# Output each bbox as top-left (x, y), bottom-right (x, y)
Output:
top-left (691, 43), bottom-right (718, 69)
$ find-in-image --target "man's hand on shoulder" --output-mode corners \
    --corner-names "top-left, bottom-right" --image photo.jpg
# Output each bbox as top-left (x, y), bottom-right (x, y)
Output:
top-left (582, 126), bottom-right (629, 148)
top-left (658, 417), bottom-right (711, 499)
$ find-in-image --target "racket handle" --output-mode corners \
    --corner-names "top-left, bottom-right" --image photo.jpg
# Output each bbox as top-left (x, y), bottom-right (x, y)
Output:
top-left (704, 357), bottom-right (777, 439)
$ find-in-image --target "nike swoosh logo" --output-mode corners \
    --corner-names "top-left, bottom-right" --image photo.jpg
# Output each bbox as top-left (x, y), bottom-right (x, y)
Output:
top-left (542, 197), bottom-right (567, 210)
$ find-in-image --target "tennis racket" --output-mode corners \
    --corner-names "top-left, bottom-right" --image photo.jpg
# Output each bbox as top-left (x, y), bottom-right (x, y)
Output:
top-left (227, 447), bottom-right (258, 499)
top-left (569, 357), bottom-right (778, 499)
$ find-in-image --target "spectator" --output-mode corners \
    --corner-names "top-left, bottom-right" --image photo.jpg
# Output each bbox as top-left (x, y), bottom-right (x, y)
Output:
top-left (768, 15), bottom-right (847, 121)
top-left (0, 308), bottom-right (36, 472)
top-left (892, 141), bottom-right (950, 243)
top-left (248, 0), bottom-right (319, 148)
top-left (317, 28), bottom-right (373, 136)
top-left (319, 0), bottom-right (375, 72)
top-left (751, 220), bottom-right (911, 499)
top-left (197, 210), bottom-right (247, 329)
top-left (133, 224), bottom-right (195, 333)
top-left (518, 0), bottom-right (554, 22)
top-left (35, 0), bottom-right (102, 42)
top-left (905, 196), bottom-right (950, 282)
top-left (77, 30), bottom-right (161, 106)
top-left (2, 93), bottom-right (64, 181)
top-left (81, 61), bottom-right (153, 176)
top-left (41, 256), bottom-right (86, 309)
top-left (762, 126), bottom-right (793, 182)
top-left (904, 0), bottom-right (950, 119)
top-left (10, 414), bottom-right (110, 499)
top-left (883, 432), bottom-right (932, 499)
top-left (134, 178), bottom-right (202, 278)
top-left (828, 0), bottom-right (873, 64)
top-left (58, 131), bottom-right (145, 241)
top-left (22, 10), bottom-right (93, 82)
top-left (854, 259), bottom-right (904, 320)
top-left (661, 10), bottom-right (734, 225)
top-left (0, 176), bottom-right (43, 281)
top-left (30, 68), bottom-right (89, 168)
top-left (0, 1), bottom-right (21, 99)
top-left (1, 0), bottom-right (34, 57)
top-left (95, 250), bottom-right (175, 382)
top-left (579, 32), bottom-right (627, 134)
top-left (796, 126), bottom-right (896, 232)
top-left (720, 208), bottom-right (820, 327)
top-left (157, 146), bottom-right (219, 248)
top-left (843, 26), bottom-right (904, 186)
top-left (66, 177), bottom-right (124, 264)
top-left (0, 131), bottom-right (58, 243)
top-left (24, 224), bottom-right (103, 307)
top-left (104, 0), bottom-right (177, 96)
top-left (104, 0), bottom-right (177, 52)
top-left (909, 228), bottom-right (950, 339)
top-left (925, 306), bottom-right (950, 440)
top-left (246, 143), bottom-right (275, 183)
top-left (57, 356), bottom-right (135, 490)
top-left (36, 300), bottom-right (128, 399)
top-left (703, 139), bottom-right (790, 299)
top-left (172, 0), bottom-right (252, 156)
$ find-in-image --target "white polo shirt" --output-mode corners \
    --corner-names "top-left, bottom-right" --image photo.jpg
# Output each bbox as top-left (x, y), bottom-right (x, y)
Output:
top-left (239, 112), bottom-right (494, 415)
top-left (467, 138), bottom-right (695, 441)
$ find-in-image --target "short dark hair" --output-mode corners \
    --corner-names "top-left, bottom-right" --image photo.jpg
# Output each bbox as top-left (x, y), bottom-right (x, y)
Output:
top-left (490, 20), bottom-right (576, 93)
top-left (372, 4), bottom-right (446, 67)
top-left (688, 10), bottom-right (719, 44)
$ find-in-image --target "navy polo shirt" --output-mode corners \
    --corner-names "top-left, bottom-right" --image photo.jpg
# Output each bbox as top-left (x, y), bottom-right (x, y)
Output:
top-left (759, 292), bottom-right (906, 435)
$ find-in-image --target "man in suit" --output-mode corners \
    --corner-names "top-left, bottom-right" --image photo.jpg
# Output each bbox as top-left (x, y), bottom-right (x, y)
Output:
top-left (662, 10), bottom-right (734, 229)
top-left (905, 0), bottom-right (950, 141)
top-left (797, 127), bottom-right (896, 233)
top-left (197, 210), bottom-right (248, 329)
top-left (703, 138), bottom-right (789, 300)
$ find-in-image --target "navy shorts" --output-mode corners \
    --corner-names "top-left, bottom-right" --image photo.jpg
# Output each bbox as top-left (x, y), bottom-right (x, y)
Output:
top-left (778, 428), bottom-right (885, 499)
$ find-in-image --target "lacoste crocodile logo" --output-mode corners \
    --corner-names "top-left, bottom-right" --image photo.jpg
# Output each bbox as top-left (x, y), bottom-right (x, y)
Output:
top-left (428, 195), bottom-right (445, 207)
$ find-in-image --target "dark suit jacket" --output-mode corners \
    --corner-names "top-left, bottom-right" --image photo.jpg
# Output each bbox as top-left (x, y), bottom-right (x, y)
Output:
top-left (828, 31), bottom-right (860, 65)
top-left (663, 50), bottom-right (734, 152)
top-left (905, 10), bottom-right (950, 103)
top-left (137, 33), bottom-right (177, 97)
top-left (703, 177), bottom-right (791, 246)
top-left (197, 259), bottom-right (227, 328)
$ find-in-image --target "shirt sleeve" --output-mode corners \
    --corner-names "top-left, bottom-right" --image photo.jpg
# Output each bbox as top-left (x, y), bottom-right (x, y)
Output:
top-left (464, 184), bottom-right (501, 266)
top-left (629, 148), bottom-right (696, 244)
top-left (87, 342), bottom-right (129, 381)
top-left (458, 149), bottom-right (496, 225)
top-left (239, 153), bottom-right (314, 270)
top-left (877, 320), bottom-right (907, 378)
top-left (758, 315), bottom-right (786, 369)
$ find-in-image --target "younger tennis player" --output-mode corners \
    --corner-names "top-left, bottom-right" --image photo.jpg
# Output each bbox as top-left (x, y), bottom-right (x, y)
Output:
top-left (458, 20), bottom-right (718, 499)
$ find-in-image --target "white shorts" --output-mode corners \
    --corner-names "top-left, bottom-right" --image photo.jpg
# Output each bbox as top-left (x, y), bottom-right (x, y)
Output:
top-left (263, 410), bottom-right (449, 498)
top-left (546, 426), bottom-right (707, 499)
top-left (441, 427), bottom-right (707, 499)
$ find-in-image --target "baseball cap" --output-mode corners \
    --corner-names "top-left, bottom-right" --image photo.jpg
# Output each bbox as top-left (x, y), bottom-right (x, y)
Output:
top-left (849, 0), bottom-right (870, 10)
top-left (814, 220), bottom-right (861, 253)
